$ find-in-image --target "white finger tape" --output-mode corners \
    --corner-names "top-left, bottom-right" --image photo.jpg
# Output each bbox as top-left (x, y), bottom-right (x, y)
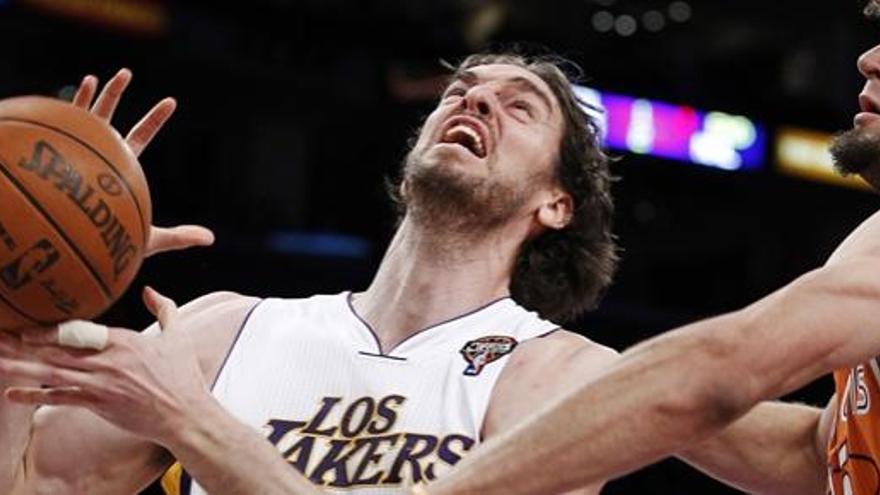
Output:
top-left (58, 320), bottom-right (109, 350)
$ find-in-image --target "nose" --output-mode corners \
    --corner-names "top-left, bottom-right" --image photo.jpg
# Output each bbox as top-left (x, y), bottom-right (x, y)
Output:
top-left (858, 44), bottom-right (880, 80)
top-left (461, 85), bottom-right (494, 117)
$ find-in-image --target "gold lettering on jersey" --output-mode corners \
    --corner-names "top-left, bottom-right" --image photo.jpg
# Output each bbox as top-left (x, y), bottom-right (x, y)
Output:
top-left (264, 394), bottom-right (475, 487)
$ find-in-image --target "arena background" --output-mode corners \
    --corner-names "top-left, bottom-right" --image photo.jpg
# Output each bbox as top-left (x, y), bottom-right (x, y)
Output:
top-left (1, 0), bottom-right (877, 493)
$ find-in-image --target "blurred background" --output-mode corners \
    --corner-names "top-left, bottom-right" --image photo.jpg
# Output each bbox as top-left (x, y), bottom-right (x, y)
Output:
top-left (2, 0), bottom-right (878, 492)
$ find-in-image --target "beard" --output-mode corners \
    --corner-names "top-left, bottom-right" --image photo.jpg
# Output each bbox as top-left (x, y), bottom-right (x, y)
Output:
top-left (830, 126), bottom-right (880, 176)
top-left (400, 147), bottom-right (527, 235)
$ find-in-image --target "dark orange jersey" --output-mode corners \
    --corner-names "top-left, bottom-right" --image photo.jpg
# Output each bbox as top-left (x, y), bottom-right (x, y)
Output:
top-left (828, 361), bottom-right (880, 495)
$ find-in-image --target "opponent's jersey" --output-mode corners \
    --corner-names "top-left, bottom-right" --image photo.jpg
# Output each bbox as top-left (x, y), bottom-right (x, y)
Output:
top-left (161, 292), bottom-right (558, 494)
top-left (827, 360), bottom-right (880, 494)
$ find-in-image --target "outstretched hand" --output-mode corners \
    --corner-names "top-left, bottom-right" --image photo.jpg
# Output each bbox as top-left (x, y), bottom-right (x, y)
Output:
top-left (0, 287), bottom-right (212, 445)
top-left (72, 69), bottom-right (215, 257)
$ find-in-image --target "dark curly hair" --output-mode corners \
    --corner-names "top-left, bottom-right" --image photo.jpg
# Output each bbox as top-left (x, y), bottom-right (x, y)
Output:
top-left (393, 52), bottom-right (618, 323)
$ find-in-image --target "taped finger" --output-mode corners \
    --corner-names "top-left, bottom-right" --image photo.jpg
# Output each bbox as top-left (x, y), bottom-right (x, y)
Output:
top-left (58, 321), bottom-right (109, 350)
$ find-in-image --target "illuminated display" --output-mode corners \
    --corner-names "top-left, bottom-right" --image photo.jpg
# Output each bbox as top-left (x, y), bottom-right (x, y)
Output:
top-left (575, 85), bottom-right (766, 171)
top-left (775, 127), bottom-right (869, 190)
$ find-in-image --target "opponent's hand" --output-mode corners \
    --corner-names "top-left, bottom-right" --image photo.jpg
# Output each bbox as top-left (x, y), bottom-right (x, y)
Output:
top-left (72, 69), bottom-right (215, 257)
top-left (0, 287), bottom-right (212, 446)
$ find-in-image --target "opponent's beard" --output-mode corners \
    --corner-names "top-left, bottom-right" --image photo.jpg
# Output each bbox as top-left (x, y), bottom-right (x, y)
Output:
top-left (830, 126), bottom-right (880, 176)
top-left (401, 150), bottom-right (526, 235)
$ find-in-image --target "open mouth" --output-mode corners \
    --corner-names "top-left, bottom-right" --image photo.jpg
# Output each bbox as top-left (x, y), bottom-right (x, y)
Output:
top-left (439, 119), bottom-right (488, 159)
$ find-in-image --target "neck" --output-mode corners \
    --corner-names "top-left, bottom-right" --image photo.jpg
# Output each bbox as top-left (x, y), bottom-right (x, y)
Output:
top-left (352, 215), bottom-right (528, 352)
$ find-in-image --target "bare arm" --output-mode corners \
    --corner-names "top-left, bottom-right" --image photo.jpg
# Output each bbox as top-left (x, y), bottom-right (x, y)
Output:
top-left (425, 246), bottom-right (880, 494)
top-left (1, 290), bottom-right (325, 495)
top-left (481, 331), bottom-right (618, 495)
top-left (0, 292), bottom-right (253, 494)
top-left (161, 395), bottom-right (322, 495)
top-left (677, 399), bottom-right (832, 495)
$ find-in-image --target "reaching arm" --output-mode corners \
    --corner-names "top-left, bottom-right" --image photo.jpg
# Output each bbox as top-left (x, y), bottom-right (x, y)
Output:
top-left (677, 398), bottom-right (834, 495)
top-left (1, 289), bottom-right (325, 495)
top-left (0, 291), bottom-right (252, 495)
top-left (424, 210), bottom-right (880, 495)
top-left (481, 331), bottom-right (619, 495)
top-left (160, 394), bottom-right (322, 495)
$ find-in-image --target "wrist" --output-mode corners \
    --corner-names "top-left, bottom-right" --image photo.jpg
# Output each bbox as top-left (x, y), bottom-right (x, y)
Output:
top-left (157, 392), bottom-right (224, 453)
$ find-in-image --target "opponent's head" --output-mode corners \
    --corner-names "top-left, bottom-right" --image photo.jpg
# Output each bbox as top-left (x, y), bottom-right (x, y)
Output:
top-left (831, 0), bottom-right (880, 187)
top-left (395, 52), bottom-right (618, 322)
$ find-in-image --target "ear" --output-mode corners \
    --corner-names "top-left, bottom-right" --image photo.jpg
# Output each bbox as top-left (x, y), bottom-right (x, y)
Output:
top-left (536, 189), bottom-right (574, 230)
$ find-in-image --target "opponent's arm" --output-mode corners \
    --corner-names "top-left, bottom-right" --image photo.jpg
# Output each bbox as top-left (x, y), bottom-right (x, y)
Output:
top-left (677, 398), bottom-right (834, 495)
top-left (424, 208), bottom-right (880, 494)
top-left (481, 331), bottom-right (618, 495)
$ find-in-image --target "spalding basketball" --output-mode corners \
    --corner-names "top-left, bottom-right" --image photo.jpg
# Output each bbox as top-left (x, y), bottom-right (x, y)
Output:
top-left (0, 96), bottom-right (151, 329)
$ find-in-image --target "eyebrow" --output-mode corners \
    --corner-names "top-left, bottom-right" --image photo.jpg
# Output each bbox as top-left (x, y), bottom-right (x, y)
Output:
top-left (451, 69), bottom-right (555, 117)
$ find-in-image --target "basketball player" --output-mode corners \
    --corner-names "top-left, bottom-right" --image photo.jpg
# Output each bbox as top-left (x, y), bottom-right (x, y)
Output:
top-left (408, 3), bottom-right (880, 494)
top-left (0, 55), bottom-right (624, 494)
top-left (2, 47), bottom-right (880, 495)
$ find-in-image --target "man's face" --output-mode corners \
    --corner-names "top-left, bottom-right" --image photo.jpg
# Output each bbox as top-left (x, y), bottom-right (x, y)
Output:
top-left (402, 63), bottom-right (565, 231)
top-left (830, 42), bottom-right (880, 180)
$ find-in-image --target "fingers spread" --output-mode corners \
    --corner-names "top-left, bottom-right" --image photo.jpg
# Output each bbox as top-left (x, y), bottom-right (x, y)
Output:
top-left (72, 75), bottom-right (98, 108)
top-left (91, 68), bottom-right (132, 121)
top-left (146, 225), bottom-right (215, 257)
top-left (126, 97), bottom-right (176, 157)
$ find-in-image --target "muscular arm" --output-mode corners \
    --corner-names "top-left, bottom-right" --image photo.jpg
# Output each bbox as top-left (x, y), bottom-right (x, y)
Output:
top-left (2, 292), bottom-right (254, 494)
top-left (481, 331), bottom-right (618, 495)
top-left (678, 398), bottom-right (832, 495)
top-left (426, 247), bottom-right (880, 494)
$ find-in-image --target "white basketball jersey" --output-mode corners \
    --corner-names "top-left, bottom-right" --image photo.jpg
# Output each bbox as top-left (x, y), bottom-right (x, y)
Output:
top-left (175, 292), bottom-right (558, 494)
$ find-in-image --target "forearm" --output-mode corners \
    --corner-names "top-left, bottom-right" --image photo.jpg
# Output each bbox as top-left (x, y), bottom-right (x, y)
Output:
top-left (678, 401), bottom-right (825, 495)
top-left (428, 311), bottom-right (752, 495)
top-left (164, 396), bottom-right (320, 495)
top-left (428, 267), bottom-right (864, 495)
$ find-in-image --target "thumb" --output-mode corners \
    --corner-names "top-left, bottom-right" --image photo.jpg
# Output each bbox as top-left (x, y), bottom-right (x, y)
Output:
top-left (142, 286), bottom-right (179, 332)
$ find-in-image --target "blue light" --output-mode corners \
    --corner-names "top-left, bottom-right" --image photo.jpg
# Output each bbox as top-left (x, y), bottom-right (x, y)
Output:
top-left (267, 232), bottom-right (370, 259)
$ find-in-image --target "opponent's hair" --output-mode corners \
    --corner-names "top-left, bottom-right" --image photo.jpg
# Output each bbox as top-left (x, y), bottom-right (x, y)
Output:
top-left (393, 52), bottom-right (618, 323)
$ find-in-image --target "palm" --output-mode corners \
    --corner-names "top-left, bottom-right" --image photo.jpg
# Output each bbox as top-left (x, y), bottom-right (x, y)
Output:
top-left (72, 69), bottom-right (214, 257)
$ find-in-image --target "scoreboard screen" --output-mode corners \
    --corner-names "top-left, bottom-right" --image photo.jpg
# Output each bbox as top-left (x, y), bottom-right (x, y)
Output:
top-left (574, 85), bottom-right (766, 171)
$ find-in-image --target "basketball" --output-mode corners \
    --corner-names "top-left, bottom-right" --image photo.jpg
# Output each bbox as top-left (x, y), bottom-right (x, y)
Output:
top-left (0, 96), bottom-right (151, 329)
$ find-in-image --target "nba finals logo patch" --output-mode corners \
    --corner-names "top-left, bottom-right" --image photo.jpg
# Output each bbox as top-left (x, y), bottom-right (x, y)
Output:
top-left (460, 336), bottom-right (517, 376)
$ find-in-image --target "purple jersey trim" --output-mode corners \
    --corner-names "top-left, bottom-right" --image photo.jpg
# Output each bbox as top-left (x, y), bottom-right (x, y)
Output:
top-left (345, 292), bottom-right (511, 355)
top-left (358, 350), bottom-right (408, 361)
top-left (210, 299), bottom-right (265, 391)
top-left (181, 470), bottom-right (192, 495)
top-left (536, 327), bottom-right (562, 338)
